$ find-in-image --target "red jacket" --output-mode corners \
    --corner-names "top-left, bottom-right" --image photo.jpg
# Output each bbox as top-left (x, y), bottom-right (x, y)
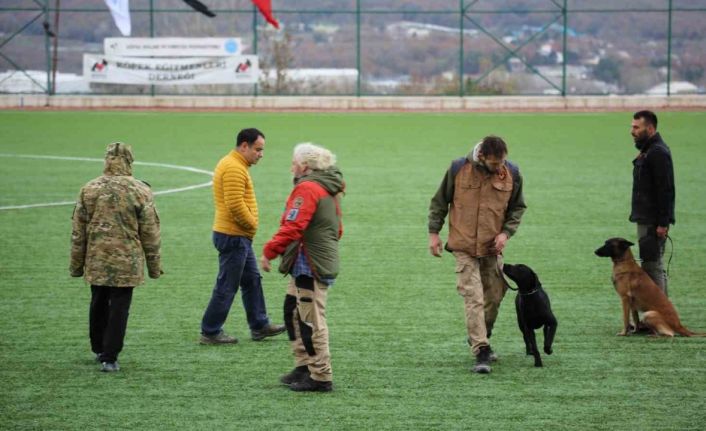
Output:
top-left (263, 169), bottom-right (344, 279)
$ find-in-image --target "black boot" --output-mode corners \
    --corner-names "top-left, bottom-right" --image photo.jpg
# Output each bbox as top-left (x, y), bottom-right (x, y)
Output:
top-left (289, 375), bottom-right (333, 392)
top-left (468, 337), bottom-right (498, 362)
top-left (472, 346), bottom-right (492, 374)
top-left (280, 366), bottom-right (310, 385)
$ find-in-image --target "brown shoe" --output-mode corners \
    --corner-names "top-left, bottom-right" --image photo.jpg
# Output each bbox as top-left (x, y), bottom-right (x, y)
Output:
top-left (251, 323), bottom-right (286, 341)
top-left (200, 331), bottom-right (238, 345)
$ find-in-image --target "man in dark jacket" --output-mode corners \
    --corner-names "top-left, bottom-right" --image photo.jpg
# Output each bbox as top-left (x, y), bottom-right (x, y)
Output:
top-left (630, 110), bottom-right (675, 295)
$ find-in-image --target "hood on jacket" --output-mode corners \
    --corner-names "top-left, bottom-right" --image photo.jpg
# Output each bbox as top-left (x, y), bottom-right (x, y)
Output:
top-left (299, 166), bottom-right (345, 196)
top-left (467, 141), bottom-right (499, 174)
top-left (468, 141), bottom-right (483, 163)
top-left (103, 142), bottom-right (134, 176)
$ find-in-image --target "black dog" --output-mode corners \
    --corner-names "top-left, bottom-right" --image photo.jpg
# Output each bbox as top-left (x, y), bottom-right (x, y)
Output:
top-left (503, 264), bottom-right (558, 367)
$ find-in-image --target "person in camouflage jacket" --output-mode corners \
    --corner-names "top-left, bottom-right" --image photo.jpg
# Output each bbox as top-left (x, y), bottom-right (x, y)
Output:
top-left (70, 142), bottom-right (162, 372)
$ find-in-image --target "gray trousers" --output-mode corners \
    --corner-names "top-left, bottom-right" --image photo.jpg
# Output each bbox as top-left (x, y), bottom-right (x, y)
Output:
top-left (637, 224), bottom-right (668, 296)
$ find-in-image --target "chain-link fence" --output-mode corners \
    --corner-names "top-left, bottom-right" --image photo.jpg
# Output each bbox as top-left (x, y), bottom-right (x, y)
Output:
top-left (2, 0), bottom-right (705, 96)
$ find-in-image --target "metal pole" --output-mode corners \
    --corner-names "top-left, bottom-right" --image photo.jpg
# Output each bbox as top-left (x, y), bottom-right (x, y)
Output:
top-left (459, 0), bottom-right (464, 96)
top-left (43, 0), bottom-right (51, 95)
top-left (356, 0), bottom-right (361, 97)
top-left (150, 0), bottom-right (155, 96)
top-left (51, 0), bottom-right (60, 95)
top-left (253, 4), bottom-right (258, 96)
top-left (561, 0), bottom-right (567, 96)
top-left (667, 0), bottom-right (673, 96)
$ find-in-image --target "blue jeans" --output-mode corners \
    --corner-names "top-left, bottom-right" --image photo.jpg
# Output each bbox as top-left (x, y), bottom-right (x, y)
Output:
top-left (201, 232), bottom-right (270, 335)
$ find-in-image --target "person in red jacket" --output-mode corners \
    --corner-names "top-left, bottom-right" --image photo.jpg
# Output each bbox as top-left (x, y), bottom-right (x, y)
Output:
top-left (260, 143), bottom-right (344, 392)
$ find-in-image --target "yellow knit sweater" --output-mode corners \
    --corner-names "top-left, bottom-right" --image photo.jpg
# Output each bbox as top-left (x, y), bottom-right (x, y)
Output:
top-left (212, 150), bottom-right (259, 238)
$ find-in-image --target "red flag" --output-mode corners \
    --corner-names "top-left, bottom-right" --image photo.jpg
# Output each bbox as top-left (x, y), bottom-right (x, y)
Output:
top-left (251, 0), bottom-right (279, 29)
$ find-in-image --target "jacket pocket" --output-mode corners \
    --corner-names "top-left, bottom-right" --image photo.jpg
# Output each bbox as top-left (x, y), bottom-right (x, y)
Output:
top-left (278, 241), bottom-right (301, 274)
top-left (492, 181), bottom-right (513, 192)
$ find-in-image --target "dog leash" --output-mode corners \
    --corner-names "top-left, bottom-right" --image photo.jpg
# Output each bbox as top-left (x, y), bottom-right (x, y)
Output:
top-left (502, 275), bottom-right (518, 291)
top-left (503, 276), bottom-right (539, 296)
top-left (665, 234), bottom-right (674, 277)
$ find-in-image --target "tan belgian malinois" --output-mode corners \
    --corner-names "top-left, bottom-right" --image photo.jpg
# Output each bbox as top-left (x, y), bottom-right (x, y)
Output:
top-left (595, 237), bottom-right (703, 337)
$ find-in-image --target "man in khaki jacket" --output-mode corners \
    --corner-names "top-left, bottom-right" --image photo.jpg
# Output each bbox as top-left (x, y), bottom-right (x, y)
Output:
top-left (428, 136), bottom-right (526, 374)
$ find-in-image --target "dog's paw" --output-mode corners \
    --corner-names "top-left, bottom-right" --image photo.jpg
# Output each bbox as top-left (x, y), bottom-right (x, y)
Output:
top-left (616, 330), bottom-right (629, 336)
top-left (544, 346), bottom-right (553, 355)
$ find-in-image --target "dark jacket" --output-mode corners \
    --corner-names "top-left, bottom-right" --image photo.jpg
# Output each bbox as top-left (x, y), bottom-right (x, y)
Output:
top-left (630, 132), bottom-right (675, 227)
top-left (264, 168), bottom-right (345, 280)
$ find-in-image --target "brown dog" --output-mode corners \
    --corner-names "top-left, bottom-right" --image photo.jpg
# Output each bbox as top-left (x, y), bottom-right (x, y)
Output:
top-left (595, 237), bottom-right (701, 337)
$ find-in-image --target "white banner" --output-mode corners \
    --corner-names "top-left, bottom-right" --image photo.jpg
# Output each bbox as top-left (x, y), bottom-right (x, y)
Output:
top-left (104, 38), bottom-right (242, 57)
top-left (83, 54), bottom-right (259, 85)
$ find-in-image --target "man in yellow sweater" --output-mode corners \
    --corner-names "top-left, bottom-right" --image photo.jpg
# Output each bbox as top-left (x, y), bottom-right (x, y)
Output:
top-left (200, 128), bottom-right (285, 344)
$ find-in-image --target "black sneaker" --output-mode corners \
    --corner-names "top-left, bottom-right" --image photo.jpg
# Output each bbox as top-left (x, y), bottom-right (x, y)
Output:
top-left (290, 376), bottom-right (333, 392)
top-left (251, 323), bottom-right (286, 341)
top-left (472, 346), bottom-right (492, 374)
top-left (100, 361), bottom-right (120, 372)
top-left (280, 366), bottom-right (310, 385)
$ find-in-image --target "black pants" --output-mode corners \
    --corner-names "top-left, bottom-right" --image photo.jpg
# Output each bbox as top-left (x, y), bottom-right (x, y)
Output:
top-left (90, 285), bottom-right (134, 363)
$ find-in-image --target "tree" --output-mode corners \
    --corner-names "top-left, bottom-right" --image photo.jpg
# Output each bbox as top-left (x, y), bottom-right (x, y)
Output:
top-left (593, 57), bottom-right (621, 84)
top-left (258, 30), bottom-right (296, 94)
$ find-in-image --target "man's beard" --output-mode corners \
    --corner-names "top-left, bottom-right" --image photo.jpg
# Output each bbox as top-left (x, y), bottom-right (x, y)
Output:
top-left (633, 131), bottom-right (650, 149)
top-left (481, 161), bottom-right (500, 174)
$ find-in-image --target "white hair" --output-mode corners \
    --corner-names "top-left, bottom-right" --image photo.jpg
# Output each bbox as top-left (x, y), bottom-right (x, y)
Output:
top-left (292, 143), bottom-right (336, 171)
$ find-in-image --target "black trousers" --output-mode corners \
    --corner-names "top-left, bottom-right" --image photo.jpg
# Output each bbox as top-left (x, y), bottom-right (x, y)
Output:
top-left (90, 285), bottom-right (134, 363)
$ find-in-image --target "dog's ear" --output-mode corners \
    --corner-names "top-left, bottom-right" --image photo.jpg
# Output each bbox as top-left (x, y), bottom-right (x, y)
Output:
top-left (619, 239), bottom-right (635, 248)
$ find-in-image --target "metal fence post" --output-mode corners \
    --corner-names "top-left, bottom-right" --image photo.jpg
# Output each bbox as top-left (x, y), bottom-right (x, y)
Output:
top-left (356, 0), bottom-right (361, 97)
top-left (667, 0), bottom-right (673, 96)
top-left (459, 0), bottom-right (464, 97)
top-left (253, 4), bottom-right (258, 96)
top-left (43, 0), bottom-right (51, 95)
top-left (562, 0), bottom-right (567, 96)
top-left (149, 0), bottom-right (155, 96)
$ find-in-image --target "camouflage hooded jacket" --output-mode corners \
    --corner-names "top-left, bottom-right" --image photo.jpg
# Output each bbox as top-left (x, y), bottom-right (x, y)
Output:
top-left (70, 143), bottom-right (162, 287)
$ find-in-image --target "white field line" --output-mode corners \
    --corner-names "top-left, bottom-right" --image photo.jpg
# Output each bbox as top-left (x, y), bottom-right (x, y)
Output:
top-left (0, 153), bottom-right (213, 211)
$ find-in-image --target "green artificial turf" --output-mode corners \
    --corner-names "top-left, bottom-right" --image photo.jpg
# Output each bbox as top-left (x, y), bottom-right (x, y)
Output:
top-left (0, 110), bottom-right (704, 430)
